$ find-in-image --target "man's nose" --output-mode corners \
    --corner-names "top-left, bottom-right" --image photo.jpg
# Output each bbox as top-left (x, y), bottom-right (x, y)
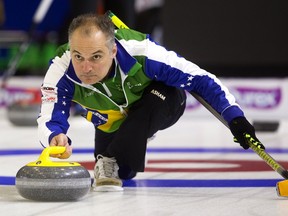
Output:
top-left (82, 60), bottom-right (93, 72)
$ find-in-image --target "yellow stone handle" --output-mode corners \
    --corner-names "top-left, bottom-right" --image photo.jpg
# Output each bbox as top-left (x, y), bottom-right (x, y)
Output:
top-left (39, 146), bottom-right (66, 160)
top-left (27, 146), bottom-right (80, 167)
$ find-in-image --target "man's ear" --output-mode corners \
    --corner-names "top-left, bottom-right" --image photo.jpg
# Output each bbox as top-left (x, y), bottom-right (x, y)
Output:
top-left (111, 43), bottom-right (117, 58)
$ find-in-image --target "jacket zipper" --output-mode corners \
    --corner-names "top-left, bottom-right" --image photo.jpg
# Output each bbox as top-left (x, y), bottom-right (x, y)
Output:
top-left (66, 72), bottom-right (128, 116)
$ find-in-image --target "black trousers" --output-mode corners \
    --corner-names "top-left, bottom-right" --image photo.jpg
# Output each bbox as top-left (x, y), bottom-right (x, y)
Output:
top-left (94, 82), bottom-right (186, 178)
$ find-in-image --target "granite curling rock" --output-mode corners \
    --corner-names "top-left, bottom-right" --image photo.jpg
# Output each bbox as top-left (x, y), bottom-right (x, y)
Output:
top-left (16, 146), bottom-right (91, 201)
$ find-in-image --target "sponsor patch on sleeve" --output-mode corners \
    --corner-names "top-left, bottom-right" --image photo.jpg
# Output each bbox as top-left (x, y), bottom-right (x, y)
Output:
top-left (41, 85), bottom-right (58, 103)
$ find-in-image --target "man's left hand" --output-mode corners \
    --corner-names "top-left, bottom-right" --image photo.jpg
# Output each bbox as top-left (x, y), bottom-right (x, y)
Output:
top-left (229, 117), bottom-right (264, 150)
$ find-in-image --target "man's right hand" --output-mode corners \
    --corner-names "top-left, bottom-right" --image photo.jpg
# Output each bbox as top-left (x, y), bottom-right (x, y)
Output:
top-left (50, 133), bottom-right (72, 159)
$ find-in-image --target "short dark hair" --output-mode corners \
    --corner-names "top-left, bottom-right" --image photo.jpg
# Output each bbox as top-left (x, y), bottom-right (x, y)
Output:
top-left (68, 13), bottom-right (115, 48)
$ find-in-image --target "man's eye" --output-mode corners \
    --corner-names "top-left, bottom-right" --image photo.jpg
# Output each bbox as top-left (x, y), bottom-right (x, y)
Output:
top-left (93, 55), bottom-right (101, 60)
top-left (75, 55), bottom-right (82, 60)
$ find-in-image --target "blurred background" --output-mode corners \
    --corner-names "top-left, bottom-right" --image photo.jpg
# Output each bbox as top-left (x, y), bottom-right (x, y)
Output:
top-left (0, 0), bottom-right (287, 127)
top-left (1, 0), bottom-right (287, 77)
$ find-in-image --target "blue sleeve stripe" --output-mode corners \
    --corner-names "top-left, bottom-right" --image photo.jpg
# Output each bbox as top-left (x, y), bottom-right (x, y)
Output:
top-left (143, 40), bottom-right (243, 122)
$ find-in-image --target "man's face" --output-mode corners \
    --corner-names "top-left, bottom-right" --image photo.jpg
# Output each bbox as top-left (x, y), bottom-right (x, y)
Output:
top-left (69, 27), bottom-right (116, 85)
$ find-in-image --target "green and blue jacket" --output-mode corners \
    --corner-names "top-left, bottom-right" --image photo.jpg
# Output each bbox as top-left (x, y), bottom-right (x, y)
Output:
top-left (38, 29), bottom-right (244, 146)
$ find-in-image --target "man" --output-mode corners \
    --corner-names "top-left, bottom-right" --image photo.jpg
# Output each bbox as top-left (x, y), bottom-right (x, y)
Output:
top-left (37, 13), bottom-right (262, 192)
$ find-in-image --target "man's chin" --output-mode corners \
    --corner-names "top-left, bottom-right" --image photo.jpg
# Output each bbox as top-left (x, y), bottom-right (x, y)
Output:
top-left (81, 79), bottom-right (97, 85)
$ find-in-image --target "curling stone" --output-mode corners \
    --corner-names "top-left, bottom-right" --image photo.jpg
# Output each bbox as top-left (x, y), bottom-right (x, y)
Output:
top-left (16, 146), bottom-right (91, 201)
top-left (6, 86), bottom-right (42, 127)
top-left (7, 103), bottom-right (40, 126)
top-left (252, 121), bottom-right (279, 132)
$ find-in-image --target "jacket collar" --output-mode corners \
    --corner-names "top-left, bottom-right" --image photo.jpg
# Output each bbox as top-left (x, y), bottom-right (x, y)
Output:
top-left (115, 39), bottom-right (141, 75)
top-left (66, 61), bottom-right (81, 83)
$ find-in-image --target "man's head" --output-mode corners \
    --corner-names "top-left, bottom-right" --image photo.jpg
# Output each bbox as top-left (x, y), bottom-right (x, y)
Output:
top-left (68, 13), bottom-right (117, 85)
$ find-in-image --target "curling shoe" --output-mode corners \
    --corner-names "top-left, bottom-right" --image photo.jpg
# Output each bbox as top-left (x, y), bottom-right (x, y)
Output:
top-left (92, 154), bottom-right (123, 192)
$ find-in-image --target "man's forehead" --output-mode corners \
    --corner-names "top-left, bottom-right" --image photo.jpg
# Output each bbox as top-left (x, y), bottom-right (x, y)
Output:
top-left (73, 25), bottom-right (105, 38)
top-left (70, 28), bottom-right (109, 44)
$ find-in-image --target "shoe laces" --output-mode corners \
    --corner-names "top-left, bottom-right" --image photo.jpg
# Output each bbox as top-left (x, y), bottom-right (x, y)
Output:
top-left (96, 155), bottom-right (118, 178)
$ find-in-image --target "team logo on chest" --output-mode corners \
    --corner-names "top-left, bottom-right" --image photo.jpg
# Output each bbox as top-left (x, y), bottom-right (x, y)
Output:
top-left (127, 82), bottom-right (142, 89)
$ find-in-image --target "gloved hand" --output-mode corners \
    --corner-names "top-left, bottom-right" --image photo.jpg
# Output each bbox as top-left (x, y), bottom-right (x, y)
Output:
top-left (229, 117), bottom-right (265, 150)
